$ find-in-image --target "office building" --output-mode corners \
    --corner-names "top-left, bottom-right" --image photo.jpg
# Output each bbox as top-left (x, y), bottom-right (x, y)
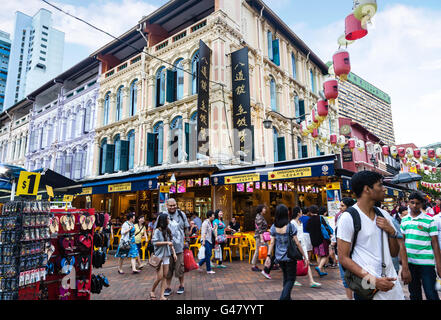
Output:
top-left (0, 31), bottom-right (11, 111)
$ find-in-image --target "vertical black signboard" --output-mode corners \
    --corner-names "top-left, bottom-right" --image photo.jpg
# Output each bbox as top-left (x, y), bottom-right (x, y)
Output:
top-left (231, 47), bottom-right (252, 162)
top-left (197, 40), bottom-right (211, 157)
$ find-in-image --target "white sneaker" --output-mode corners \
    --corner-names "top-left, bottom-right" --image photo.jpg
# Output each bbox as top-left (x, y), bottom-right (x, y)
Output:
top-left (261, 270), bottom-right (272, 280)
top-left (207, 271), bottom-right (216, 274)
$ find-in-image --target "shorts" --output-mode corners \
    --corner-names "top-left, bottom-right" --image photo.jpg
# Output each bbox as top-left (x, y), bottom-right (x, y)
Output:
top-left (162, 256), bottom-right (170, 265)
top-left (302, 233), bottom-right (313, 251)
top-left (166, 252), bottom-right (184, 279)
top-left (313, 241), bottom-right (330, 257)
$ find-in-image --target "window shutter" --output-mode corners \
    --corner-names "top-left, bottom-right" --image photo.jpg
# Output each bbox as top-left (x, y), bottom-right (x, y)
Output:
top-left (128, 134), bottom-right (135, 170)
top-left (100, 145), bottom-right (106, 175)
top-left (166, 69), bottom-right (176, 103)
top-left (105, 144), bottom-right (115, 174)
top-left (185, 123), bottom-right (189, 161)
top-left (292, 54), bottom-right (297, 79)
top-left (114, 140), bottom-right (121, 172)
top-left (272, 39), bottom-right (280, 66)
top-left (147, 133), bottom-right (156, 167)
top-left (267, 31), bottom-right (273, 60)
top-left (55, 157), bottom-right (62, 174)
top-left (119, 140), bottom-right (129, 172)
top-left (299, 100), bottom-right (305, 122)
top-left (84, 107), bottom-right (90, 132)
top-left (64, 154), bottom-right (73, 179)
top-left (80, 151), bottom-right (87, 179)
top-left (277, 136), bottom-right (286, 161)
top-left (170, 128), bottom-right (179, 164)
top-left (302, 145), bottom-right (308, 158)
top-left (251, 125), bottom-right (255, 162)
top-left (189, 122), bottom-right (197, 161)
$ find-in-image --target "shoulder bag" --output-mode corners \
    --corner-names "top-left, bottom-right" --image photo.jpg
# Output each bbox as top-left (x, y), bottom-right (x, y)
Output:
top-left (148, 254), bottom-right (163, 269)
top-left (119, 222), bottom-right (132, 251)
top-left (343, 207), bottom-right (386, 300)
top-left (287, 223), bottom-right (303, 261)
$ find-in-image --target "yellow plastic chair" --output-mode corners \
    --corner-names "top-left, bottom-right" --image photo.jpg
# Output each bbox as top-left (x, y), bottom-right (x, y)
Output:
top-left (112, 228), bottom-right (121, 249)
top-left (237, 236), bottom-right (249, 261)
top-left (189, 236), bottom-right (201, 256)
top-left (140, 242), bottom-right (150, 261)
top-left (248, 236), bottom-right (256, 264)
top-left (223, 242), bottom-right (232, 263)
top-left (229, 236), bottom-right (240, 258)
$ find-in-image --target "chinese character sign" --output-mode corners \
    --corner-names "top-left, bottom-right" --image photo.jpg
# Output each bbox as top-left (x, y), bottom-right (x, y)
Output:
top-left (197, 40), bottom-right (211, 157)
top-left (231, 47), bottom-right (252, 162)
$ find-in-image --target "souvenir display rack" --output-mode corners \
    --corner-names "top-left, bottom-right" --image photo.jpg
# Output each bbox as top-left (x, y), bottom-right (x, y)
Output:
top-left (41, 208), bottom-right (95, 300)
top-left (0, 201), bottom-right (52, 300)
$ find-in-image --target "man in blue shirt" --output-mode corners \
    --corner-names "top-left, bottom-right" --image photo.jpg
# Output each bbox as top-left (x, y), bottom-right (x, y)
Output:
top-left (192, 213), bottom-right (202, 230)
top-left (298, 207), bottom-right (313, 263)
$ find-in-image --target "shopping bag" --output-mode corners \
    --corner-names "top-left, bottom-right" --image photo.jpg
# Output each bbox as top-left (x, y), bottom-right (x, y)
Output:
top-left (262, 232), bottom-right (271, 242)
top-left (296, 259), bottom-right (308, 276)
top-left (214, 245), bottom-right (222, 260)
top-left (183, 248), bottom-right (199, 272)
top-left (197, 246), bottom-right (205, 260)
top-left (258, 245), bottom-right (268, 260)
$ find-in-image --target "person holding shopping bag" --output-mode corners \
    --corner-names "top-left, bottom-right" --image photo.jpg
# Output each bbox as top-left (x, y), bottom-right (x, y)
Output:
top-left (198, 211), bottom-right (216, 274)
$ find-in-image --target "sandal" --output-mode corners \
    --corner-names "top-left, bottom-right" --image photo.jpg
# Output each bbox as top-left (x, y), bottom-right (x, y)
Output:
top-left (150, 292), bottom-right (156, 300)
top-left (118, 270), bottom-right (124, 274)
top-left (160, 296), bottom-right (168, 300)
top-left (132, 269), bottom-right (141, 274)
top-left (310, 282), bottom-right (322, 288)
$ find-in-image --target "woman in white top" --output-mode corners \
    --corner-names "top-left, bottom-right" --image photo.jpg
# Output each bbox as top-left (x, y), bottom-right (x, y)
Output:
top-left (291, 207), bottom-right (322, 288)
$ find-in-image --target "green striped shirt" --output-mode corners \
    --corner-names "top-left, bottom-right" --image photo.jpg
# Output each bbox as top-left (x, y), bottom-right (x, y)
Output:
top-left (400, 213), bottom-right (438, 266)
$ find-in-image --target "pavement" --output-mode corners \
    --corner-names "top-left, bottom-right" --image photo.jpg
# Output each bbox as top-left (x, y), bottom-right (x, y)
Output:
top-left (91, 250), bottom-right (412, 300)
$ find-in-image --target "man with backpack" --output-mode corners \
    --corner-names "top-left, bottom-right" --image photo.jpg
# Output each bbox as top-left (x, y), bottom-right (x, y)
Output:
top-left (337, 170), bottom-right (405, 300)
top-left (155, 198), bottom-right (190, 297)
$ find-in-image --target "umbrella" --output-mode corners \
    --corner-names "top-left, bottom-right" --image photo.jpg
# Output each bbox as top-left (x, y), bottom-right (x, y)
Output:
top-left (385, 172), bottom-right (422, 184)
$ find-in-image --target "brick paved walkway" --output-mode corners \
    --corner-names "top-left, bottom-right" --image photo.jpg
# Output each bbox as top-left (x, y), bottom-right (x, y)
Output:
top-left (91, 251), bottom-right (411, 300)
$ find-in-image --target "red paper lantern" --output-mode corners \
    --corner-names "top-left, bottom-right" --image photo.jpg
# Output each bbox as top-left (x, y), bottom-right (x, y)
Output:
top-left (317, 100), bottom-right (329, 118)
top-left (428, 149), bottom-right (435, 159)
top-left (345, 13), bottom-right (368, 41)
top-left (432, 167), bottom-right (437, 173)
top-left (382, 146), bottom-right (390, 156)
top-left (332, 49), bottom-right (351, 81)
top-left (413, 149), bottom-right (421, 159)
top-left (312, 128), bottom-right (319, 139)
top-left (312, 109), bottom-right (319, 124)
top-left (323, 79), bottom-right (338, 104)
top-left (330, 134), bottom-right (337, 145)
top-left (348, 138), bottom-right (356, 150)
top-left (397, 147), bottom-right (405, 158)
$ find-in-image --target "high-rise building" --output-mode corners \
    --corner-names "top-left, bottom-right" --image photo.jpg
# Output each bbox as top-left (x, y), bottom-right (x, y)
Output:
top-left (334, 71), bottom-right (395, 146)
top-left (0, 31), bottom-right (11, 112)
top-left (4, 9), bottom-right (64, 110)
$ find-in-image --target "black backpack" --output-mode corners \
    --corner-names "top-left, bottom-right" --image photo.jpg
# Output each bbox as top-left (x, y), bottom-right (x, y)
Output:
top-left (336, 206), bottom-right (384, 261)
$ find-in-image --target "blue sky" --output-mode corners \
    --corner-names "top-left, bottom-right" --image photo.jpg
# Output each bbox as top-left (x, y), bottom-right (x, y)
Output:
top-left (2, 0), bottom-right (441, 146)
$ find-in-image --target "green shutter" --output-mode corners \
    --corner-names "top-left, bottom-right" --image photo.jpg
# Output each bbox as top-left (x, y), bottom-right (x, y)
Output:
top-left (147, 133), bottom-right (156, 167)
top-left (272, 39), bottom-right (280, 66)
top-left (277, 137), bottom-right (286, 161)
top-left (166, 69), bottom-right (176, 103)
top-left (119, 140), bottom-right (129, 171)
top-left (251, 125), bottom-right (255, 162)
top-left (185, 123), bottom-right (190, 161)
top-left (302, 145), bottom-right (308, 158)
top-left (105, 144), bottom-right (115, 173)
top-left (267, 31), bottom-right (273, 60)
top-left (299, 100), bottom-right (305, 121)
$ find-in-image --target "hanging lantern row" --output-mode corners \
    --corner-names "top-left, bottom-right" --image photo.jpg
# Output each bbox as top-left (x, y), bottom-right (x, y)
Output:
top-left (421, 181), bottom-right (441, 193)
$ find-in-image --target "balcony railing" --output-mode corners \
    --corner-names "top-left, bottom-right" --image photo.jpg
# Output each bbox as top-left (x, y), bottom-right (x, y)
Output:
top-left (103, 52), bottom-right (142, 79)
top-left (154, 19), bottom-right (207, 52)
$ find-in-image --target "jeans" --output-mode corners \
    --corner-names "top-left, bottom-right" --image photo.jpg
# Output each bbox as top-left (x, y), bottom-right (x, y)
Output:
top-left (408, 263), bottom-right (440, 300)
top-left (198, 241), bottom-right (213, 272)
top-left (279, 260), bottom-right (297, 300)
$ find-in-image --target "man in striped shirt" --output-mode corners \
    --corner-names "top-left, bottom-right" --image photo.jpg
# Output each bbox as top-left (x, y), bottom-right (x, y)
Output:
top-left (400, 191), bottom-right (441, 300)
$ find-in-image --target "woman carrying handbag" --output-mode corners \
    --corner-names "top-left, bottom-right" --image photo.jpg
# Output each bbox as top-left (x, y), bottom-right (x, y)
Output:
top-left (115, 213), bottom-right (141, 274)
top-left (150, 214), bottom-right (177, 300)
top-left (266, 204), bottom-right (308, 300)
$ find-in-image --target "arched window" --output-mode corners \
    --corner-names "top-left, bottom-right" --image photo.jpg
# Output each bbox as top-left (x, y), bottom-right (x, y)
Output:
top-left (103, 92), bottom-right (110, 125)
top-left (191, 51), bottom-right (199, 95)
top-left (99, 138), bottom-right (107, 175)
top-left (156, 67), bottom-right (166, 107)
top-left (81, 146), bottom-right (88, 179)
top-left (128, 130), bottom-right (135, 170)
top-left (270, 76), bottom-right (277, 111)
top-left (113, 134), bottom-right (121, 172)
top-left (153, 122), bottom-right (164, 165)
top-left (83, 101), bottom-right (92, 133)
top-left (129, 80), bottom-right (138, 116)
top-left (170, 116), bottom-right (183, 164)
top-left (174, 59), bottom-right (184, 101)
top-left (116, 86), bottom-right (123, 122)
top-left (291, 53), bottom-right (297, 79)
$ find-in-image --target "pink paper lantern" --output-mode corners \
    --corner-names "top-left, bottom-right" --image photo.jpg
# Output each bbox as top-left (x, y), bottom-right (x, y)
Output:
top-left (345, 13), bottom-right (368, 41)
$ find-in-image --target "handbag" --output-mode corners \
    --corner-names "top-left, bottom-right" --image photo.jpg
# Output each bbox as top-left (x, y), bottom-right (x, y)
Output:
top-left (148, 254), bottom-right (163, 269)
top-left (296, 259), bottom-right (308, 276)
top-left (119, 240), bottom-right (131, 251)
top-left (287, 223), bottom-right (303, 261)
top-left (258, 245), bottom-right (268, 260)
top-left (262, 232), bottom-right (271, 242)
top-left (214, 245), bottom-right (222, 260)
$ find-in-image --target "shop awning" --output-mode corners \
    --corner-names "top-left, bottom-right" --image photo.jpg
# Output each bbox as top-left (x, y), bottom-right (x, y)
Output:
top-left (211, 155), bottom-right (336, 186)
top-left (80, 173), bottom-right (160, 194)
top-left (32, 168), bottom-right (78, 189)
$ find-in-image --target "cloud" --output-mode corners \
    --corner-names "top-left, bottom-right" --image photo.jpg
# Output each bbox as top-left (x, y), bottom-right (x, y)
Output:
top-left (292, 4), bottom-right (441, 147)
top-left (0, 0), bottom-right (158, 52)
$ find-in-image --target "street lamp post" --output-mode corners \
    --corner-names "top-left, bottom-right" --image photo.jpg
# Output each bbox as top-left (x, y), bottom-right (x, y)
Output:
top-left (263, 110), bottom-right (309, 160)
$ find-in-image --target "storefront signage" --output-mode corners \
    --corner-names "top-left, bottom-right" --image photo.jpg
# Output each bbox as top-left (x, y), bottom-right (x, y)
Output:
top-left (80, 187), bottom-right (93, 195)
top-left (16, 171), bottom-right (41, 196)
top-left (342, 144), bottom-right (353, 162)
top-left (326, 182), bottom-right (341, 190)
top-left (108, 182), bottom-right (131, 193)
top-left (197, 40), bottom-right (211, 157)
top-left (231, 47), bottom-right (252, 162)
top-left (46, 185), bottom-right (54, 197)
top-left (63, 195), bottom-right (74, 202)
top-left (225, 173), bottom-right (260, 184)
top-left (268, 167), bottom-right (312, 180)
top-left (160, 186), bottom-right (170, 193)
